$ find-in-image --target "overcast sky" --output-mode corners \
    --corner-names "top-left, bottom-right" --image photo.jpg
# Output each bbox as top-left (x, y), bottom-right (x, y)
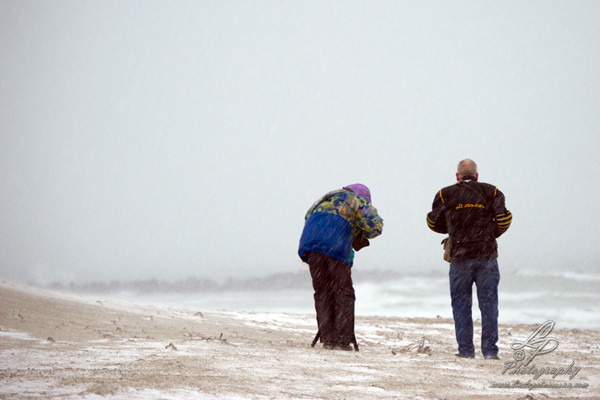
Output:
top-left (1, 1), bottom-right (599, 284)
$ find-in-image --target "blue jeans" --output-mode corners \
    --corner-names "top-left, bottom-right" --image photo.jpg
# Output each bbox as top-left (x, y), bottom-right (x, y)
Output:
top-left (449, 258), bottom-right (500, 357)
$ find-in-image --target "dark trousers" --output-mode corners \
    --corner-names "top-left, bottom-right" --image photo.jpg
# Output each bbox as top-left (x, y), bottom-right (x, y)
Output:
top-left (449, 258), bottom-right (500, 357)
top-left (307, 252), bottom-right (355, 346)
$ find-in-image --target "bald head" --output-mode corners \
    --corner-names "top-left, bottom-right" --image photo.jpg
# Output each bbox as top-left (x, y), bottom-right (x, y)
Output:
top-left (457, 159), bottom-right (478, 180)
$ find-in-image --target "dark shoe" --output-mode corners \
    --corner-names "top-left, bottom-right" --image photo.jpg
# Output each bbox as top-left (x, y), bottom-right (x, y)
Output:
top-left (337, 344), bottom-right (353, 351)
top-left (484, 354), bottom-right (500, 360)
top-left (455, 353), bottom-right (474, 359)
top-left (323, 343), bottom-right (336, 350)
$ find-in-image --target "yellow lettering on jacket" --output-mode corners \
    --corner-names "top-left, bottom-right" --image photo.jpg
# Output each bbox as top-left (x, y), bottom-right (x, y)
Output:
top-left (456, 203), bottom-right (485, 210)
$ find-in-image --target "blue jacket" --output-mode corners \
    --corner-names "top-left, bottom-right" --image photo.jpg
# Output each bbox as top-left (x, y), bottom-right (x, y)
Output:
top-left (298, 189), bottom-right (383, 266)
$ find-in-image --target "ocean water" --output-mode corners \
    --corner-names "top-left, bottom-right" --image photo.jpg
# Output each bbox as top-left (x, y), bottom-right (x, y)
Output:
top-left (108, 269), bottom-right (600, 330)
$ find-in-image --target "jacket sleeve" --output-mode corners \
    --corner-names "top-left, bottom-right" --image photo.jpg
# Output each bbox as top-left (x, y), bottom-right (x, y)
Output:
top-left (348, 195), bottom-right (383, 239)
top-left (426, 189), bottom-right (448, 234)
top-left (491, 187), bottom-right (512, 237)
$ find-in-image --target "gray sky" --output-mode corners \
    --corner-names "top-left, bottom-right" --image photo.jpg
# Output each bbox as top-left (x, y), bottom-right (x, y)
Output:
top-left (1, 1), bottom-right (599, 284)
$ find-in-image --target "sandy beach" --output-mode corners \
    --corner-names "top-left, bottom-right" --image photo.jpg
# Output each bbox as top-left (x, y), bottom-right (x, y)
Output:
top-left (1, 281), bottom-right (598, 400)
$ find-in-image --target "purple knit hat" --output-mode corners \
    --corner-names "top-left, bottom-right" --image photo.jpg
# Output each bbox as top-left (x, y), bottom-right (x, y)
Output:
top-left (343, 183), bottom-right (371, 203)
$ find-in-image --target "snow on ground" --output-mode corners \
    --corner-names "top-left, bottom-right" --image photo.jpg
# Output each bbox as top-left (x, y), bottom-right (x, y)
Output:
top-left (1, 281), bottom-right (599, 399)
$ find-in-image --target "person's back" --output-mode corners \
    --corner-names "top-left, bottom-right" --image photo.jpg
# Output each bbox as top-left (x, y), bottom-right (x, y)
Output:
top-left (427, 178), bottom-right (511, 261)
top-left (299, 186), bottom-right (383, 266)
top-left (427, 159), bottom-right (512, 359)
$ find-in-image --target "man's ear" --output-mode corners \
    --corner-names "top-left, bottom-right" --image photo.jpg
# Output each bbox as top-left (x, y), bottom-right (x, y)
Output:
top-left (475, 173), bottom-right (479, 181)
top-left (456, 173), bottom-right (460, 181)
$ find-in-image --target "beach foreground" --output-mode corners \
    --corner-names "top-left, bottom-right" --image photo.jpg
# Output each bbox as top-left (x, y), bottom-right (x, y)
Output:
top-left (1, 281), bottom-right (598, 399)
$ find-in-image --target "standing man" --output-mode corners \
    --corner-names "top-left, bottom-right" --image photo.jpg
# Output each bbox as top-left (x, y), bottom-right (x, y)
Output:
top-left (299, 183), bottom-right (383, 351)
top-left (427, 160), bottom-right (512, 359)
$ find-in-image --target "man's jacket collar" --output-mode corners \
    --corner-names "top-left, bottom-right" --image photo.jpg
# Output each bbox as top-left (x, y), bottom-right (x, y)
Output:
top-left (459, 175), bottom-right (477, 182)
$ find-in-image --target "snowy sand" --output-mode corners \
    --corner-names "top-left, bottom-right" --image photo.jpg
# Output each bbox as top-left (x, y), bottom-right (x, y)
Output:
top-left (1, 281), bottom-right (599, 399)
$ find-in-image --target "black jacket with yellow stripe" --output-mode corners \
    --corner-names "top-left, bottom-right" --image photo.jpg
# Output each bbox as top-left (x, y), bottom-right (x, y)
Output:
top-left (426, 176), bottom-right (512, 261)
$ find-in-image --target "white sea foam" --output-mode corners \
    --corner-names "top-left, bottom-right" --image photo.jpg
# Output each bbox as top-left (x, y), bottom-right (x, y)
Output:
top-left (102, 269), bottom-right (600, 330)
top-left (515, 269), bottom-right (600, 281)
